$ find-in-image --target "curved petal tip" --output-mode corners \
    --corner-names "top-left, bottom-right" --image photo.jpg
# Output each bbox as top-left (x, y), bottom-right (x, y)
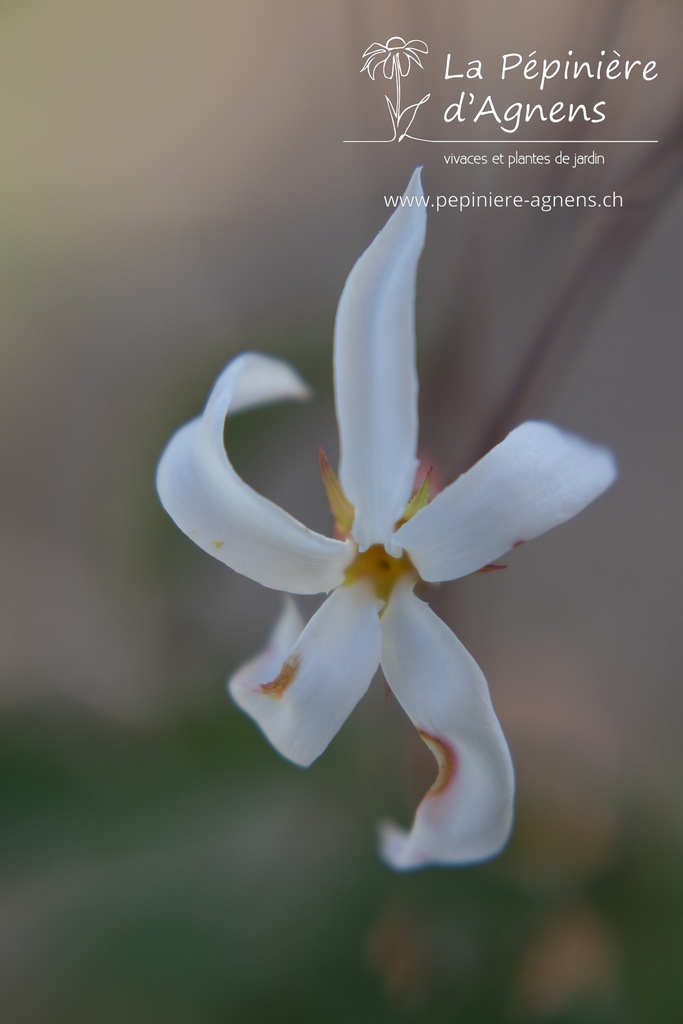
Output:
top-left (156, 352), bottom-right (352, 594)
top-left (378, 581), bottom-right (515, 870)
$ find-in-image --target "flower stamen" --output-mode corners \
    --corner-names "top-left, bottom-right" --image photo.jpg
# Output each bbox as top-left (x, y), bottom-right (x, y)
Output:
top-left (344, 544), bottom-right (417, 603)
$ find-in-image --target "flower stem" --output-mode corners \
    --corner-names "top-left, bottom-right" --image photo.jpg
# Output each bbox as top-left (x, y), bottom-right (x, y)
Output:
top-left (471, 113), bottom-right (683, 464)
top-left (394, 55), bottom-right (401, 121)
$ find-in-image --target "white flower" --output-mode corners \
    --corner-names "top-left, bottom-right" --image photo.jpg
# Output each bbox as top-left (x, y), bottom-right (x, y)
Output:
top-left (156, 169), bottom-right (617, 870)
top-left (361, 37), bottom-right (428, 80)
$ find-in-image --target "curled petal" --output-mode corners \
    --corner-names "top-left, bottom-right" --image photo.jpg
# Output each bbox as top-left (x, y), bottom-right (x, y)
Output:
top-left (229, 582), bottom-right (382, 767)
top-left (379, 581), bottom-right (515, 869)
top-left (396, 421), bottom-right (617, 582)
top-left (335, 168), bottom-right (426, 552)
top-left (157, 352), bottom-right (353, 594)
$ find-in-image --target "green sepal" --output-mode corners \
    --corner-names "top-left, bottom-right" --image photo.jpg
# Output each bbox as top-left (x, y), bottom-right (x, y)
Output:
top-left (401, 468), bottom-right (432, 523)
top-left (319, 448), bottom-right (355, 535)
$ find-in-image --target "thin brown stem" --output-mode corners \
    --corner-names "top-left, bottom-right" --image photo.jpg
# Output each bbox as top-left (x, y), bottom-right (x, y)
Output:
top-left (470, 111), bottom-right (683, 466)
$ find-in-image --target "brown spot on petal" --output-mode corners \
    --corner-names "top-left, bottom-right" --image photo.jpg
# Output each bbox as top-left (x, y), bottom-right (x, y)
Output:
top-left (259, 655), bottom-right (301, 699)
top-left (417, 731), bottom-right (457, 796)
top-left (211, 539), bottom-right (225, 549)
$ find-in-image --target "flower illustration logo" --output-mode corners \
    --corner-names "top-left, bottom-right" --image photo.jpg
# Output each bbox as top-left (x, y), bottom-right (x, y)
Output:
top-left (361, 37), bottom-right (430, 141)
top-left (361, 36), bottom-right (428, 79)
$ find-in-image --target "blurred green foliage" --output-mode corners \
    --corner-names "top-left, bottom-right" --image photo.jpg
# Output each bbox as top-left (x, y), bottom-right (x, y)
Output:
top-left (2, 699), bottom-right (682, 1024)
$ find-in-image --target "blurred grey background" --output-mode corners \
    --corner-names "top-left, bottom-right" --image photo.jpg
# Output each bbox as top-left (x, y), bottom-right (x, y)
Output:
top-left (1, 1), bottom-right (682, 1021)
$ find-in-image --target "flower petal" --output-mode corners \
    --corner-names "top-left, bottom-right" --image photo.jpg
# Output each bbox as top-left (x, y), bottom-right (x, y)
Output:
top-left (157, 352), bottom-right (353, 593)
top-left (334, 168), bottom-right (426, 551)
top-left (405, 52), bottom-right (425, 71)
top-left (362, 41), bottom-right (388, 58)
top-left (226, 595), bottom-right (304, 694)
top-left (379, 581), bottom-right (515, 869)
top-left (396, 51), bottom-right (413, 76)
top-left (361, 53), bottom-right (389, 80)
top-left (395, 421), bottom-right (617, 582)
top-left (229, 582), bottom-right (382, 767)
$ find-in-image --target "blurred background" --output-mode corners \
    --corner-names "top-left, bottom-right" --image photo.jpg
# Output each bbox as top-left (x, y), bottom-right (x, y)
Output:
top-left (1, 0), bottom-right (682, 1021)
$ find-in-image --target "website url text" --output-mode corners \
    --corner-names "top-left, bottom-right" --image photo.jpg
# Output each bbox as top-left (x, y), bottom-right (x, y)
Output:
top-left (384, 192), bottom-right (624, 212)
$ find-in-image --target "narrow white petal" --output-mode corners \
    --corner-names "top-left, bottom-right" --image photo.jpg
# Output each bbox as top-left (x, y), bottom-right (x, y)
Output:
top-left (157, 353), bottom-right (353, 594)
top-left (334, 168), bottom-right (426, 551)
top-left (396, 421), bottom-right (617, 582)
top-left (229, 583), bottom-right (382, 767)
top-left (379, 581), bottom-right (514, 869)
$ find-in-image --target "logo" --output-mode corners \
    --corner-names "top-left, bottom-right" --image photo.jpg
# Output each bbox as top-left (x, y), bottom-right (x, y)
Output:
top-left (358, 37), bottom-right (431, 142)
top-left (347, 39), bottom-right (659, 144)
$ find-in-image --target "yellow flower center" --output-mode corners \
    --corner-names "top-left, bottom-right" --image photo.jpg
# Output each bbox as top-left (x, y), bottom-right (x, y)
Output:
top-left (344, 544), bottom-right (417, 603)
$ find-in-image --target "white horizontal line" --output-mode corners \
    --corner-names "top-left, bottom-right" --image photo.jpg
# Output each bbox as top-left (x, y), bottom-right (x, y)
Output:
top-left (344, 139), bottom-right (658, 144)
